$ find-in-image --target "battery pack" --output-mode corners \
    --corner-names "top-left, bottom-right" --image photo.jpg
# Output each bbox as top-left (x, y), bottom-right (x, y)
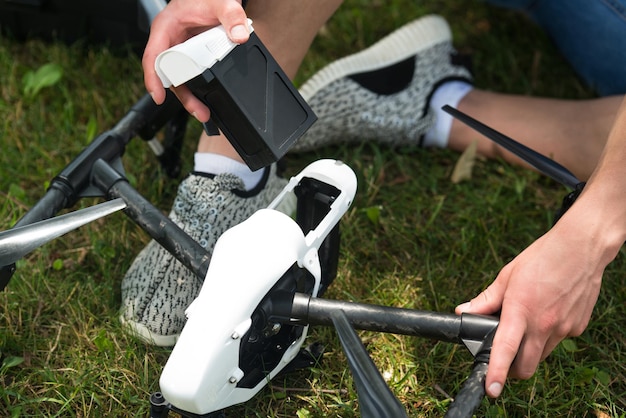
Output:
top-left (156, 22), bottom-right (317, 171)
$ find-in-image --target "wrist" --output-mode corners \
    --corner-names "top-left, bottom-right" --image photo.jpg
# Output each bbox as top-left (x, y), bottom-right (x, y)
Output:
top-left (557, 184), bottom-right (626, 264)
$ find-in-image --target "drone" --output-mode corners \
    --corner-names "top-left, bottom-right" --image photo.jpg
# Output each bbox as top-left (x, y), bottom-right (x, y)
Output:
top-left (0, 25), bottom-right (585, 418)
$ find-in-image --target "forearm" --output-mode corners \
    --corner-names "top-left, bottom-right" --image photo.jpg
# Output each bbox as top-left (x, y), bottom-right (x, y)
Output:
top-left (566, 96), bottom-right (626, 261)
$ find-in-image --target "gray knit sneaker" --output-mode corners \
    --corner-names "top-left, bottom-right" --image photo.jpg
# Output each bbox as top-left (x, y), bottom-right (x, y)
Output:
top-left (292, 15), bottom-right (472, 152)
top-left (120, 164), bottom-right (295, 346)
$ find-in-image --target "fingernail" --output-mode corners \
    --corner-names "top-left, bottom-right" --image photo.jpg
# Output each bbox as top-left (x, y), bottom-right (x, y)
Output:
top-left (149, 91), bottom-right (156, 102)
top-left (230, 24), bottom-right (248, 41)
top-left (192, 112), bottom-right (201, 122)
top-left (488, 382), bottom-right (502, 397)
top-left (457, 302), bottom-right (471, 312)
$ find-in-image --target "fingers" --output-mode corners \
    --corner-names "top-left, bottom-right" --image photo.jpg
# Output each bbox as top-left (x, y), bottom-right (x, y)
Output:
top-left (455, 273), bottom-right (511, 397)
top-left (172, 86), bottom-right (211, 122)
top-left (455, 268), bottom-right (542, 397)
top-left (455, 270), bottom-right (508, 315)
top-left (483, 301), bottom-right (527, 397)
top-left (142, 26), bottom-right (172, 104)
top-left (142, 0), bottom-right (249, 106)
top-left (489, 313), bottom-right (566, 395)
top-left (216, 1), bottom-right (251, 43)
top-left (459, 270), bottom-right (548, 397)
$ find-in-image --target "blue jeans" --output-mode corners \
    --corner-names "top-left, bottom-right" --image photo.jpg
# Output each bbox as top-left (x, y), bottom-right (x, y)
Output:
top-left (486, 0), bottom-right (626, 95)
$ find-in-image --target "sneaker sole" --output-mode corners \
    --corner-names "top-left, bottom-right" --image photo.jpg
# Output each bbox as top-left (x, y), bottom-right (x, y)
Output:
top-left (120, 314), bottom-right (180, 347)
top-left (299, 15), bottom-right (451, 101)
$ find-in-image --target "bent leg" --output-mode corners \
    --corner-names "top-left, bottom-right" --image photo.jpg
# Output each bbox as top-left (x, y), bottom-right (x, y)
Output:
top-left (449, 90), bottom-right (623, 180)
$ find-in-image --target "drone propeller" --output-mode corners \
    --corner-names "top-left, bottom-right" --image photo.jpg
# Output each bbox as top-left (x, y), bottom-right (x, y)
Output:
top-left (0, 198), bottom-right (126, 266)
top-left (442, 105), bottom-right (582, 189)
top-left (330, 309), bottom-right (408, 418)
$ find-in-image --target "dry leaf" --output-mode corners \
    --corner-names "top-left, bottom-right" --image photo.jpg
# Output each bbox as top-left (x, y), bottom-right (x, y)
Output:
top-left (451, 140), bottom-right (478, 184)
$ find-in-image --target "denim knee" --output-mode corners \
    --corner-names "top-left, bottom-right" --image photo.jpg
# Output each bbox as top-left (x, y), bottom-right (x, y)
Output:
top-left (484, 0), bottom-right (626, 95)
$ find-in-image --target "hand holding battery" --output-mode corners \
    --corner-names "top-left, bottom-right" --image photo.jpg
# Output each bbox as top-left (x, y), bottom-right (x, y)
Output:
top-left (141, 0), bottom-right (251, 120)
top-left (155, 20), bottom-right (317, 171)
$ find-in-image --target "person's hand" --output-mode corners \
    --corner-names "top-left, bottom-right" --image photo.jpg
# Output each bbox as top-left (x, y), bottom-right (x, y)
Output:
top-left (456, 201), bottom-right (618, 398)
top-left (142, 0), bottom-right (249, 121)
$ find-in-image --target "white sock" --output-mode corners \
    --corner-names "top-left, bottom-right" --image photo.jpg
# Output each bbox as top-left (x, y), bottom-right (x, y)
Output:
top-left (194, 153), bottom-right (264, 191)
top-left (423, 80), bottom-right (473, 148)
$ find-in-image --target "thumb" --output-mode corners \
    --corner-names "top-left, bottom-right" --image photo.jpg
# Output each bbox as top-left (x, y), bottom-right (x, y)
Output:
top-left (218, 2), bottom-right (251, 43)
top-left (455, 275), bottom-right (508, 316)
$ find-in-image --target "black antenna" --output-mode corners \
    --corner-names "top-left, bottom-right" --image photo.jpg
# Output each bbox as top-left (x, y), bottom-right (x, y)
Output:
top-left (442, 105), bottom-right (581, 189)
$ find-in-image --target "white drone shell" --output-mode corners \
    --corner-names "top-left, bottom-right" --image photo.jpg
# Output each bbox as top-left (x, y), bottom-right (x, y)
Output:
top-left (159, 159), bottom-right (357, 415)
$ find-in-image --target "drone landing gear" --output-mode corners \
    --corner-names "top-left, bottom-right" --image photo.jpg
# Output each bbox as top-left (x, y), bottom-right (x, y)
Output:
top-left (150, 392), bottom-right (225, 418)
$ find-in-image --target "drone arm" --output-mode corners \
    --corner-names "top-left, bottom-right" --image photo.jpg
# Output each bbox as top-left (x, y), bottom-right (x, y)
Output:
top-left (445, 322), bottom-right (495, 418)
top-left (4, 93), bottom-right (180, 232)
top-left (92, 159), bottom-right (211, 281)
top-left (331, 309), bottom-right (408, 418)
top-left (283, 292), bottom-right (462, 343)
top-left (444, 361), bottom-right (488, 418)
top-left (0, 185), bottom-right (69, 289)
top-left (284, 292), bottom-right (499, 343)
top-left (280, 294), bottom-right (497, 418)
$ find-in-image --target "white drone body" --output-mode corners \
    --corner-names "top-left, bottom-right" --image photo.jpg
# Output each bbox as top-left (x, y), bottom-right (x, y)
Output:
top-left (159, 159), bottom-right (357, 415)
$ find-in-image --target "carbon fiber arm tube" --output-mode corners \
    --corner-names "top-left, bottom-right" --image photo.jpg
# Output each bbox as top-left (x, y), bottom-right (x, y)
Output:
top-left (444, 361), bottom-right (488, 418)
top-left (288, 293), bottom-right (463, 343)
top-left (91, 159), bottom-right (211, 282)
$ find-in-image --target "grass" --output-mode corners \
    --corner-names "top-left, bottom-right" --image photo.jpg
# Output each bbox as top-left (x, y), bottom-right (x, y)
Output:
top-left (1, 0), bottom-right (625, 417)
